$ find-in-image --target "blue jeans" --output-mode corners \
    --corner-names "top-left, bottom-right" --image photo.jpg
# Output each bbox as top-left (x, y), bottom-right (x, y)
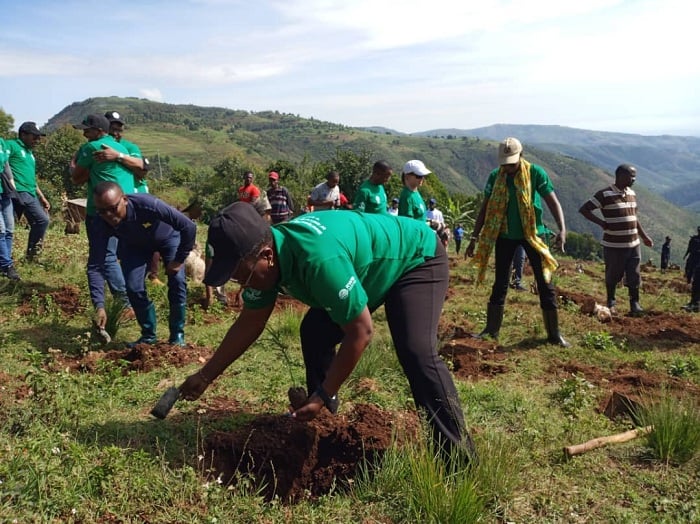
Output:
top-left (85, 215), bottom-right (129, 306)
top-left (120, 232), bottom-right (187, 312)
top-left (0, 194), bottom-right (14, 270)
top-left (12, 191), bottom-right (49, 255)
top-left (511, 244), bottom-right (526, 285)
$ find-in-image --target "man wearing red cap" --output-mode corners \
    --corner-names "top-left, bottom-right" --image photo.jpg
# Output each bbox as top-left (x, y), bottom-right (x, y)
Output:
top-left (266, 171), bottom-right (294, 223)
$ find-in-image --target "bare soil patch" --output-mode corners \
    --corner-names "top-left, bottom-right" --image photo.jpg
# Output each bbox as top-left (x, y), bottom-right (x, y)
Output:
top-left (48, 342), bottom-right (214, 374)
top-left (439, 329), bottom-right (510, 380)
top-left (203, 403), bottom-right (420, 502)
top-left (549, 359), bottom-right (700, 419)
top-left (0, 371), bottom-right (32, 404)
top-left (17, 285), bottom-right (85, 317)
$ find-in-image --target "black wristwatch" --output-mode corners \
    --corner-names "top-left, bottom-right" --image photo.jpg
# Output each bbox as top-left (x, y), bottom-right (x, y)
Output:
top-left (314, 386), bottom-right (339, 414)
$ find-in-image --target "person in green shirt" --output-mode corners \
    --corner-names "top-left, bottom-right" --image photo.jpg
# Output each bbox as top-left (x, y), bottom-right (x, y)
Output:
top-left (0, 137), bottom-right (20, 279)
top-left (352, 160), bottom-right (392, 214)
top-left (99, 111), bottom-right (162, 285)
top-left (98, 111), bottom-right (150, 193)
top-left (178, 203), bottom-right (477, 463)
top-left (7, 122), bottom-right (50, 261)
top-left (398, 159), bottom-right (430, 221)
top-left (466, 137), bottom-right (569, 346)
top-left (71, 114), bottom-right (135, 313)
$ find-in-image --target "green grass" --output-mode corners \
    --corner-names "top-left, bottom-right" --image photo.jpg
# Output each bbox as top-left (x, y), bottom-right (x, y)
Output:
top-left (0, 224), bottom-right (698, 522)
top-left (636, 393), bottom-right (700, 466)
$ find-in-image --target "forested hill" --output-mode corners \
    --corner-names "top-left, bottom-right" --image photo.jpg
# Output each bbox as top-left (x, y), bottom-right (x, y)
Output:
top-left (46, 97), bottom-right (698, 251)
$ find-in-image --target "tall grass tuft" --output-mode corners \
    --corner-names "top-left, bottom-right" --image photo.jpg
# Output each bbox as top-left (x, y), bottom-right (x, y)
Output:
top-left (103, 298), bottom-right (127, 339)
top-left (354, 431), bottom-right (488, 523)
top-left (636, 392), bottom-right (700, 465)
top-left (472, 430), bottom-right (525, 517)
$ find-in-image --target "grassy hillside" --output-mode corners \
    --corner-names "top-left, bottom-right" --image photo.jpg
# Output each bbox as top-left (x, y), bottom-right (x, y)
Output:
top-left (46, 97), bottom-right (698, 257)
top-left (1, 224), bottom-right (698, 523)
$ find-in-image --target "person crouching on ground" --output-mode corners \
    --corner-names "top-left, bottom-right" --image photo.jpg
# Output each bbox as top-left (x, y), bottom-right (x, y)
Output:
top-left (178, 203), bottom-right (477, 464)
top-left (89, 181), bottom-right (196, 346)
top-left (466, 137), bottom-right (569, 346)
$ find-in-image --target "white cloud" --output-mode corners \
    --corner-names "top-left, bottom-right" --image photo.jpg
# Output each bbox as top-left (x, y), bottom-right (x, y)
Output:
top-left (1, 0), bottom-right (699, 135)
top-left (140, 88), bottom-right (164, 102)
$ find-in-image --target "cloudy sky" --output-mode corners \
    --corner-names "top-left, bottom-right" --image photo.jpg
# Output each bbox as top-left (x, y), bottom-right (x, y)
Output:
top-left (2, 0), bottom-right (698, 136)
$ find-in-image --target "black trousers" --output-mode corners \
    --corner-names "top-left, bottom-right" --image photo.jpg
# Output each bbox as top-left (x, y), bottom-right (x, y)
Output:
top-left (488, 237), bottom-right (558, 310)
top-left (299, 242), bottom-right (475, 458)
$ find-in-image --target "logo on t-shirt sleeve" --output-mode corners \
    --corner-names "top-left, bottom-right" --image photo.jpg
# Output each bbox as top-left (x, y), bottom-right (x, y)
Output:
top-left (338, 276), bottom-right (356, 300)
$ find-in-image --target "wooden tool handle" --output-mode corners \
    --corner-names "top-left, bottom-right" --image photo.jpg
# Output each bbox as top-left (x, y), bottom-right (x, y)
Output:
top-left (564, 426), bottom-right (652, 457)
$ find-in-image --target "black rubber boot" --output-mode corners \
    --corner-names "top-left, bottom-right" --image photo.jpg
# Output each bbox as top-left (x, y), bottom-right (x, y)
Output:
top-left (629, 287), bottom-right (644, 315)
top-left (682, 289), bottom-right (700, 312)
top-left (606, 284), bottom-right (617, 311)
top-left (542, 309), bottom-right (570, 347)
top-left (474, 304), bottom-right (504, 339)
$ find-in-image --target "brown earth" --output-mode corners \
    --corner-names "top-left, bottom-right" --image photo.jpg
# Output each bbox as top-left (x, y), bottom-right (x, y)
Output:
top-left (16, 285), bottom-right (85, 316)
top-left (7, 274), bottom-right (699, 507)
top-left (203, 403), bottom-right (420, 502)
top-left (47, 342), bottom-right (214, 374)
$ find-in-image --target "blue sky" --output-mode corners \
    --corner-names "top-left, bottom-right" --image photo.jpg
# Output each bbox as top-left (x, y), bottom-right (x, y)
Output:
top-left (2, 0), bottom-right (698, 136)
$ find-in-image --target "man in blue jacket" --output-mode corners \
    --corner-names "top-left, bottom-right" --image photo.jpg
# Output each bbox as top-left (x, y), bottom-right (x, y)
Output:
top-left (88, 181), bottom-right (196, 346)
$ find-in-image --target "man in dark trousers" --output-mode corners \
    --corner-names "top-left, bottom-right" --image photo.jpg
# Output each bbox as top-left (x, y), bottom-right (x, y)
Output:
top-left (467, 138), bottom-right (569, 346)
top-left (179, 203), bottom-right (477, 464)
top-left (88, 181), bottom-right (196, 346)
top-left (660, 236), bottom-right (671, 273)
top-left (579, 164), bottom-right (653, 315)
top-left (683, 227), bottom-right (700, 284)
top-left (6, 122), bottom-right (50, 261)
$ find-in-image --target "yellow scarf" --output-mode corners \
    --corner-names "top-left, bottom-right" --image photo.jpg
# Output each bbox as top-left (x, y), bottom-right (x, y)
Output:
top-left (472, 159), bottom-right (558, 284)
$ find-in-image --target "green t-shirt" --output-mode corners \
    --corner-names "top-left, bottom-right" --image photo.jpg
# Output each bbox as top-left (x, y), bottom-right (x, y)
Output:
top-left (242, 211), bottom-right (438, 325)
top-left (353, 180), bottom-right (388, 214)
top-left (398, 186), bottom-right (426, 221)
top-left (76, 135), bottom-right (135, 215)
top-left (6, 138), bottom-right (37, 196)
top-left (483, 163), bottom-right (553, 239)
top-left (0, 138), bottom-right (6, 195)
top-left (119, 138), bottom-right (149, 193)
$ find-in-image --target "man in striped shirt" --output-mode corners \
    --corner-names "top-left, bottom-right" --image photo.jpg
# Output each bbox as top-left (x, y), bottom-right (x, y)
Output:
top-left (579, 164), bottom-right (653, 315)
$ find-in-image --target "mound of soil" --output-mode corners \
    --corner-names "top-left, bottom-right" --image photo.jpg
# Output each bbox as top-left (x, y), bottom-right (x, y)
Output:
top-left (550, 359), bottom-right (700, 420)
top-left (49, 342), bottom-right (213, 374)
top-left (204, 403), bottom-right (419, 502)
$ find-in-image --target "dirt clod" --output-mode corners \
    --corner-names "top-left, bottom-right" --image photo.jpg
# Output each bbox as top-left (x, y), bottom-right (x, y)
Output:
top-left (288, 386), bottom-right (308, 410)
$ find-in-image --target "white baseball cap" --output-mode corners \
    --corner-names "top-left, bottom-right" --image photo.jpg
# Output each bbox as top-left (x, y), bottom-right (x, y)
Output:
top-left (402, 159), bottom-right (431, 177)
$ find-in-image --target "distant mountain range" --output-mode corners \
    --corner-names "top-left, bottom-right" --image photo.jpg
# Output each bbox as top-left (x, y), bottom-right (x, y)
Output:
top-left (412, 124), bottom-right (700, 212)
top-left (47, 97), bottom-right (699, 258)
